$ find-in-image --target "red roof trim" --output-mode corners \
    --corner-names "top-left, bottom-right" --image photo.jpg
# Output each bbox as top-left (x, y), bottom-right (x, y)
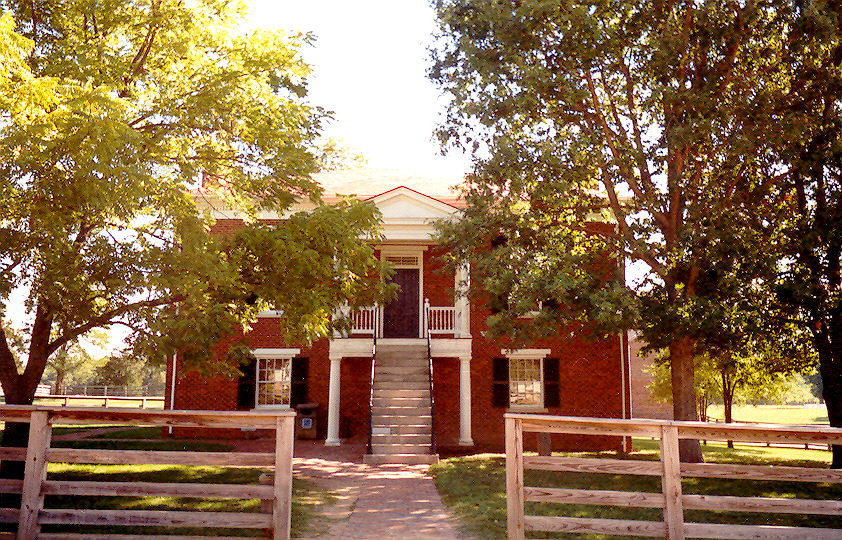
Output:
top-left (363, 185), bottom-right (462, 210)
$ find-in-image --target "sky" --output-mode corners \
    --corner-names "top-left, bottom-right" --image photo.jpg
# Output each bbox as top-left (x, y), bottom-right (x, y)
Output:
top-left (6, 0), bottom-right (471, 357)
top-left (243, 0), bottom-right (472, 178)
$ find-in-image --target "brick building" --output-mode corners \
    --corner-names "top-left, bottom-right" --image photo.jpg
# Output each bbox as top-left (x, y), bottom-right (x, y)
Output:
top-left (167, 169), bottom-right (632, 463)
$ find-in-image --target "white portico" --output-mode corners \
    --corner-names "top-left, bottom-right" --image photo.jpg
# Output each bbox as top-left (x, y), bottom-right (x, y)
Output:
top-left (324, 185), bottom-right (473, 452)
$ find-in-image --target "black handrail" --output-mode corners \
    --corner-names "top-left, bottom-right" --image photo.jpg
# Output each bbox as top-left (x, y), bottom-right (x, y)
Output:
top-left (367, 305), bottom-right (378, 455)
top-left (425, 300), bottom-right (437, 455)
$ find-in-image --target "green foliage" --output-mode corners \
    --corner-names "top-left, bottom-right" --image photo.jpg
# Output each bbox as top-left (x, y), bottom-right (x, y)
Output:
top-left (430, 1), bottom-right (840, 444)
top-left (0, 0), bottom-right (389, 403)
top-left (647, 352), bottom-right (817, 411)
top-left (44, 340), bottom-right (105, 394)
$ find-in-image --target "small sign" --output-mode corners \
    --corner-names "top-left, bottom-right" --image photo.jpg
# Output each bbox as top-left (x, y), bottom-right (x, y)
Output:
top-left (300, 418), bottom-right (313, 429)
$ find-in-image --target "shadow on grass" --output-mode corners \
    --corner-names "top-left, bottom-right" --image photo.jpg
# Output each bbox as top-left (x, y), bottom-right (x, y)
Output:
top-left (431, 441), bottom-right (842, 539)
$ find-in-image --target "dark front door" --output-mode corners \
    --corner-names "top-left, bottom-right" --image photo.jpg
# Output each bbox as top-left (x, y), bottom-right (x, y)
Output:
top-left (383, 268), bottom-right (420, 338)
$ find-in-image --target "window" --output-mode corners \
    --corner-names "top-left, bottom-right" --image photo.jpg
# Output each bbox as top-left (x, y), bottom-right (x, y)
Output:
top-left (509, 357), bottom-right (543, 407)
top-left (257, 356), bottom-right (291, 407)
top-left (492, 349), bottom-right (560, 409)
top-left (235, 348), bottom-right (303, 410)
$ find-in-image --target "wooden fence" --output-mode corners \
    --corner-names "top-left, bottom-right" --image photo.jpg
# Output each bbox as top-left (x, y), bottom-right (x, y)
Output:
top-left (0, 405), bottom-right (295, 540)
top-left (32, 395), bottom-right (165, 408)
top-left (505, 413), bottom-right (842, 539)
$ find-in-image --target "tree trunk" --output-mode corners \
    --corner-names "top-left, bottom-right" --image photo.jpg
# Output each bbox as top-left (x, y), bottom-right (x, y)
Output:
top-left (54, 369), bottom-right (65, 395)
top-left (670, 337), bottom-right (704, 463)
top-left (722, 370), bottom-right (734, 449)
top-left (816, 342), bottom-right (842, 468)
top-left (0, 390), bottom-right (34, 511)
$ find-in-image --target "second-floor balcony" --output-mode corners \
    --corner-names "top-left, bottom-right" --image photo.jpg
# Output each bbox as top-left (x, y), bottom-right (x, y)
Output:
top-left (335, 299), bottom-right (470, 339)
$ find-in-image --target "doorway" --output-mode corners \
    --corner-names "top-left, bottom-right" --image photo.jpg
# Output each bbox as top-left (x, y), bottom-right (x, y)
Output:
top-left (382, 268), bottom-right (420, 338)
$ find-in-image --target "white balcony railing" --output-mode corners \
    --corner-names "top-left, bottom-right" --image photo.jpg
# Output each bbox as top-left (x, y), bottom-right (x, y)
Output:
top-left (425, 299), bottom-right (459, 335)
top-left (340, 300), bottom-right (465, 338)
top-left (351, 305), bottom-right (377, 335)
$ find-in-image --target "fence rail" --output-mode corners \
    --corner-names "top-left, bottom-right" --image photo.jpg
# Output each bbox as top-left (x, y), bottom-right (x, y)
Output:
top-left (505, 413), bottom-right (842, 540)
top-left (0, 405), bottom-right (295, 540)
top-left (32, 394), bottom-right (164, 408)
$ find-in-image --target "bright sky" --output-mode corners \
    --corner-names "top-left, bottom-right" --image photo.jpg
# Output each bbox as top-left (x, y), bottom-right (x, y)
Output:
top-left (243, 0), bottom-right (471, 178)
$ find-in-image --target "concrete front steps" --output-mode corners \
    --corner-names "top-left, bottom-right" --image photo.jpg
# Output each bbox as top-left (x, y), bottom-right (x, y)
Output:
top-left (364, 341), bottom-right (438, 465)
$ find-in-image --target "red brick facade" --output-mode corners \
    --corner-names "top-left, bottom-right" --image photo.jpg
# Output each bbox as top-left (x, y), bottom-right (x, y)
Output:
top-left (170, 239), bottom-right (631, 451)
top-left (170, 186), bottom-right (631, 451)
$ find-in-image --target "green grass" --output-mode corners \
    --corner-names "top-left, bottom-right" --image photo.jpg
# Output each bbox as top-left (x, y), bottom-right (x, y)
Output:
top-left (706, 404), bottom-right (829, 425)
top-left (1, 436), bottom-right (332, 537)
top-left (431, 440), bottom-right (842, 539)
top-left (38, 463), bottom-right (334, 537)
top-left (50, 438), bottom-right (232, 452)
top-left (88, 426), bottom-right (167, 439)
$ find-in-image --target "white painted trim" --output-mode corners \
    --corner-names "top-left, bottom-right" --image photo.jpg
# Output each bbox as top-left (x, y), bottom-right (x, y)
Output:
top-left (380, 247), bottom-right (425, 338)
top-left (430, 338), bottom-right (472, 359)
top-left (458, 356), bottom-right (473, 446)
top-left (329, 338), bottom-right (375, 359)
top-left (502, 348), bottom-right (552, 360)
top-left (325, 357), bottom-right (342, 446)
top-left (252, 348), bottom-right (300, 359)
top-left (257, 310), bottom-right (284, 318)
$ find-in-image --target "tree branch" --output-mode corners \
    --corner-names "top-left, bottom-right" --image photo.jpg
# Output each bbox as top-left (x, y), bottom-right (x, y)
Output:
top-left (46, 295), bottom-right (185, 356)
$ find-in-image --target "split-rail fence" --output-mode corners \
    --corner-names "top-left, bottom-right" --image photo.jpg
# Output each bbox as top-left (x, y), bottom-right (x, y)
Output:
top-left (0, 405), bottom-right (295, 540)
top-left (505, 413), bottom-right (842, 539)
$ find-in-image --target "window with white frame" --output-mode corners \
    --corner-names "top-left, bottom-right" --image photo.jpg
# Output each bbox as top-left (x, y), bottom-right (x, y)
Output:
top-left (253, 349), bottom-right (299, 408)
top-left (503, 348), bottom-right (552, 410)
top-left (509, 357), bottom-right (543, 407)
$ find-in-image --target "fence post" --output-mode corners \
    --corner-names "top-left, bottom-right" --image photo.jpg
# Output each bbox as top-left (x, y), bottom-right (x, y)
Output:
top-left (505, 415), bottom-right (525, 540)
top-left (272, 414), bottom-right (294, 540)
top-left (660, 425), bottom-right (685, 540)
top-left (17, 411), bottom-right (51, 540)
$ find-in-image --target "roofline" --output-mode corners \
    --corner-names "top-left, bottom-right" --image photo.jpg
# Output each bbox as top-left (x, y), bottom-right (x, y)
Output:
top-left (363, 185), bottom-right (461, 210)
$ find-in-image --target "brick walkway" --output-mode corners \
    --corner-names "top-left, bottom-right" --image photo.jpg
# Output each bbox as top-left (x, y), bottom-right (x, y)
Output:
top-left (238, 439), bottom-right (468, 539)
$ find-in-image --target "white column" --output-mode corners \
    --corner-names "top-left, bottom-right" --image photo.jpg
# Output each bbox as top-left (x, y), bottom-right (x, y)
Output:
top-left (458, 356), bottom-right (473, 446)
top-left (325, 355), bottom-right (342, 446)
top-left (455, 263), bottom-right (471, 338)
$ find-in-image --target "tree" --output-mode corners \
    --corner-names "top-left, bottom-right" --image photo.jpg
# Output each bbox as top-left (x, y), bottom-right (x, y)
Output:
top-left (0, 0), bottom-right (388, 452)
top-left (45, 338), bottom-right (105, 395)
top-left (648, 351), bottom-right (815, 447)
top-left (430, 0), bottom-right (834, 461)
top-left (771, 11), bottom-right (842, 466)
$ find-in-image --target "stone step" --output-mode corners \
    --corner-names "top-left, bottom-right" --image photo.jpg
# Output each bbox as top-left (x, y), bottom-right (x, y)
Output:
top-left (372, 414), bottom-right (432, 426)
top-left (373, 389), bottom-right (429, 399)
top-left (371, 397), bottom-right (430, 408)
top-left (376, 341), bottom-right (427, 350)
top-left (375, 374), bottom-right (428, 384)
top-left (371, 406), bottom-right (431, 417)
top-left (374, 374), bottom-right (430, 386)
top-left (371, 443), bottom-right (432, 454)
top-left (375, 357), bottom-right (429, 367)
top-left (375, 366), bottom-right (428, 376)
top-left (364, 453), bottom-right (439, 465)
top-left (371, 433), bottom-right (431, 445)
top-left (371, 424), bottom-right (432, 435)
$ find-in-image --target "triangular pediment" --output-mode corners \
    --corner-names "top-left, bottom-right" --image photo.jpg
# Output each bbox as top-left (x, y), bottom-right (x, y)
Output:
top-left (366, 186), bottom-right (460, 220)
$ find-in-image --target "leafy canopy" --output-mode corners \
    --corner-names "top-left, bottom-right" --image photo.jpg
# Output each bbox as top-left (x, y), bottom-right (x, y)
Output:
top-left (0, 0), bottom-right (388, 402)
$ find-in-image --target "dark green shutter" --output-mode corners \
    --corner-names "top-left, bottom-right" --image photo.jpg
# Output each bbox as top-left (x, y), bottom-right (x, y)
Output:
top-left (543, 358), bottom-right (560, 408)
top-left (290, 357), bottom-right (309, 407)
top-left (236, 358), bottom-right (257, 410)
top-left (492, 357), bottom-right (509, 408)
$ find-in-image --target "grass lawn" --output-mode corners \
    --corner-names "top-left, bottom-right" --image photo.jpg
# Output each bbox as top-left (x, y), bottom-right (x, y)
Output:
top-left (1, 437), bottom-right (333, 537)
top-left (39, 463), bottom-right (333, 537)
top-left (431, 439), bottom-right (842, 539)
top-left (706, 404), bottom-right (829, 425)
